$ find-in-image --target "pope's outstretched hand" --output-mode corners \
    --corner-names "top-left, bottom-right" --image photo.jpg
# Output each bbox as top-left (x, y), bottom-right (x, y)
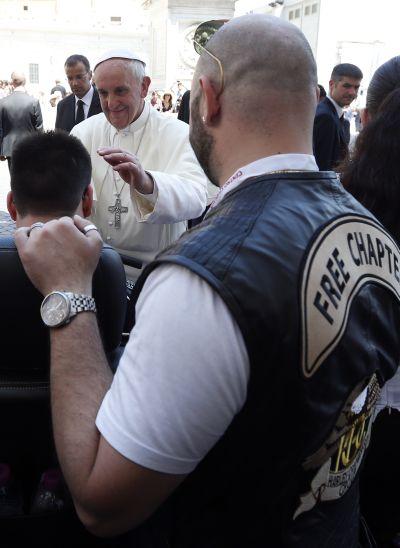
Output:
top-left (98, 147), bottom-right (154, 195)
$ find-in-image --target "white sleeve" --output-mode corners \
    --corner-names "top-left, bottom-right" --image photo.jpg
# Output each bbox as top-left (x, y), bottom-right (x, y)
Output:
top-left (96, 264), bottom-right (249, 474)
top-left (138, 124), bottom-right (207, 224)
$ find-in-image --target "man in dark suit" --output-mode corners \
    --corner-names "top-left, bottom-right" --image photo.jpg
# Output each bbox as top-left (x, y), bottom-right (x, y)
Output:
top-left (50, 79), bottom-right (67, 99)
top-left (177, 89), bottom-right (190, 124)
top-left (313, 63), bottom-right (363, 171)
top-left (55, 54), bottom-right (102, 133)
top-left (0, 72), bottom-right (43, 172)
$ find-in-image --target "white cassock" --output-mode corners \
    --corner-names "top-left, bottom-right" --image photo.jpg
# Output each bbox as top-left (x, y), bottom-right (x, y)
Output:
top-left (71, 101), bottom-right (207, 282)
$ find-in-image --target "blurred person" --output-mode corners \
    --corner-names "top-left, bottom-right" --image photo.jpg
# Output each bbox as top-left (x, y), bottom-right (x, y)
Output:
top-left (50, 78), bottom-right (67, 99)
top-left (173, 80), bottom-right (186, 112)
top-left (55, 54), bottom-right (102, 133)
top-left (354, 109), bottom-right (362, 132)
top-left (341, 56), bottom-right (400, 238)
top-left (44, 90), bottom-right (63, 132)
top-left (0, 80), bottom-right (8, 99)
top-left (0, 80), bottom-right (12, 97)
top-left (340, 54), bottom-right (400, 547)
top-left (342, 108), bottom-right (352, 144)
top-left (149, 90), bottom-right (161, 111)
top-left (161, 92), bottom-right (173, 112)
top-left (70, 48), bottom-right (207, 284)
top-left (14, 15), bottom-right (400, 548)
top-left (177, 89), bottom-right (190, 123)
top-left (313, 63), bottom-right (363, 170)
top-left (317, 83), bottom-right (326, 102)
top-left (49, 89), bottom-right (63, 109)
top-left (0, 71), bottom-right (43, 172)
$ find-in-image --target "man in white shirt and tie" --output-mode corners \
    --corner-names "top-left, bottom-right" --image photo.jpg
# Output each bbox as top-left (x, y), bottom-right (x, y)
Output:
top-left (313, 63), bottom-right (362, 170)
top-left (55, 54), bottom-right (102, 133)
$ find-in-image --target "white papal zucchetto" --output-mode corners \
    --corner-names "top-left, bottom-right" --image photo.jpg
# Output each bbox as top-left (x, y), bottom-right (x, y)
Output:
top-left (94, 49), bottom-right (147, 71)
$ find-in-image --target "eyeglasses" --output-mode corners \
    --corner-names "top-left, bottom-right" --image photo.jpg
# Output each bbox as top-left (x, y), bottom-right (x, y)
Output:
top-left (193, 40), bottom-right (225, 97)
top-left (193, 19), bottom-right (228, 97)
top-left (67, 72), bottom-right (89, 83)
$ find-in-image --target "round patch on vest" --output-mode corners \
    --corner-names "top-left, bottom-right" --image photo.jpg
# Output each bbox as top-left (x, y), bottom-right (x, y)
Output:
top-left (301, 215), bottom-right (400, 378)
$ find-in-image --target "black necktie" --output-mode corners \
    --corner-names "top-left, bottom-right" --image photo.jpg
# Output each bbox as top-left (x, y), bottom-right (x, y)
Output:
top-left (75, 100), bottom-right (85, 124)
top-left (340, 114), bottom-right (350, 146)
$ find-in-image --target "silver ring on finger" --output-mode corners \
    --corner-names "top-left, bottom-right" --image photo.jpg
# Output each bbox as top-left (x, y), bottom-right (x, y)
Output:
top-left (28, 222), bottom-right (44, 236)
top-left (83, 224), bottom-right (98, 235)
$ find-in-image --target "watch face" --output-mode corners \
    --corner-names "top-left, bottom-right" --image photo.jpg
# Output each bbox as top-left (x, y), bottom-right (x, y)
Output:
top-left (41, 292), bottom-right (70, 327)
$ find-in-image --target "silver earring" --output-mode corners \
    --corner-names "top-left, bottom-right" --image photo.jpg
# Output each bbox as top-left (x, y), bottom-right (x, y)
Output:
top-left (202, 115), bottom-right (206, 123)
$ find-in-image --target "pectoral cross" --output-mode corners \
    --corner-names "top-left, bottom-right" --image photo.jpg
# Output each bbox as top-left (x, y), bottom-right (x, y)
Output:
top-left (108, 196), bottom-right (128, 229)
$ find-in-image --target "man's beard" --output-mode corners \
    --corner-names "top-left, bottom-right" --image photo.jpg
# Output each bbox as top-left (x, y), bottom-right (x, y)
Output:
top-left (189, 95), bottom-right (219, 187)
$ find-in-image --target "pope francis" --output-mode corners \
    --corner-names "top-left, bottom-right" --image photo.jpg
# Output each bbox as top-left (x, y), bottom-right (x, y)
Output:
top-left (71, 49), bottom-right (207, 283)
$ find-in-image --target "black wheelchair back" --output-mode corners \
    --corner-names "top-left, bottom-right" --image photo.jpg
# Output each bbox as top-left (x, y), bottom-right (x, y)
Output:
top-left (0, 236), bottom-right (127, 546)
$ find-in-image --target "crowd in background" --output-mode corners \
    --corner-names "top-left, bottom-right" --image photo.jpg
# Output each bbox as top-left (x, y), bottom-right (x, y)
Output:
top-left (0, 76), bottom-right (188, 131)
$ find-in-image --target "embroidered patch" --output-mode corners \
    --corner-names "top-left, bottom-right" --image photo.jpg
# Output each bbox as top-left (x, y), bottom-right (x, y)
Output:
top-left (294, 375), bottom-right (380, 519)
top-left (301, 215), bottom-right (400, 378)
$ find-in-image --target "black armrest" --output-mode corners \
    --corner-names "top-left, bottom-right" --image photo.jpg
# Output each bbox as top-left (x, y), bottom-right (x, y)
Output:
top-left (119, 253), bottom-right (143, 270)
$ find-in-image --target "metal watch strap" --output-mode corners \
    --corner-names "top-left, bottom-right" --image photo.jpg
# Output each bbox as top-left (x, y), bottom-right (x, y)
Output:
top-left (67, 293), bottom-right (97, 315)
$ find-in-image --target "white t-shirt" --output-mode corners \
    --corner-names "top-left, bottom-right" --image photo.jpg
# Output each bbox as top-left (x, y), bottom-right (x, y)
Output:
top-left (96, 263), bottom-right (249, 474)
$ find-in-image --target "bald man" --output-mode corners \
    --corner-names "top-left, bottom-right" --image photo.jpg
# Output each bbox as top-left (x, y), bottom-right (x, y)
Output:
top-left (15, 14), bottom-right (400, 546)
top-left (0, 71), bottom-right (43, 172)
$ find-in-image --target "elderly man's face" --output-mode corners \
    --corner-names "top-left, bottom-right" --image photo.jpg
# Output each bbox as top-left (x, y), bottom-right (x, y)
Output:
top-left (94, 60), bottom-right (149, 130)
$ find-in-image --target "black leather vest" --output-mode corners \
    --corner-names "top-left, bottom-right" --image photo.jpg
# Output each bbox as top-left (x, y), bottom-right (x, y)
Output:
top-left (133, 172), bottom-right (400, 547)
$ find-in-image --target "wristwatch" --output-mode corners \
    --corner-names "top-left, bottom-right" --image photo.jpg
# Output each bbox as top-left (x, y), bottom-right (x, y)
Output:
top-left (40, 291), bottom-right (97, 328)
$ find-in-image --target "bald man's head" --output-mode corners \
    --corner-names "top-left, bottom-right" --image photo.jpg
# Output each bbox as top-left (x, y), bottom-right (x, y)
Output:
top-left (189, 14), bottom-right (318, 186)
top-left (11, 72), bottom-right (26, 87)
top-left (192, 14), bottom-right (317, 127)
